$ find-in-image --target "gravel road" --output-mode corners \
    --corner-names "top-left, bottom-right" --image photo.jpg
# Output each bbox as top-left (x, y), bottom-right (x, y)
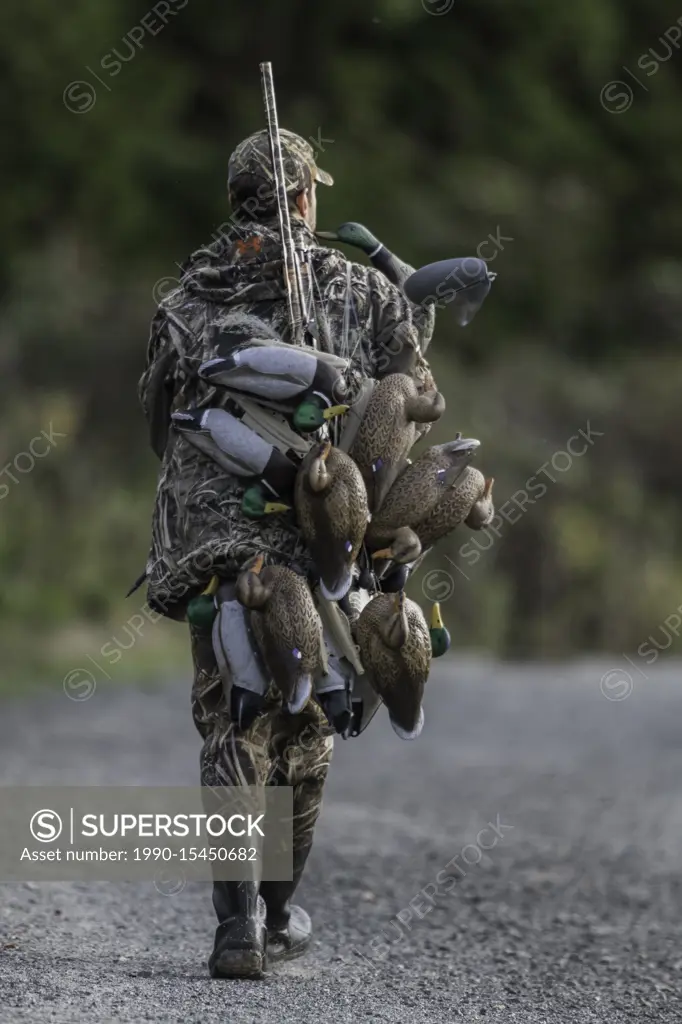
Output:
top-left (1, 657), bottom-right (682, 1023)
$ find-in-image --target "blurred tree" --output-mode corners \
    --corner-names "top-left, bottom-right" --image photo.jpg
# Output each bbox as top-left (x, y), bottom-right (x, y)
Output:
top-left (1, 0), bottom-right (682, 663)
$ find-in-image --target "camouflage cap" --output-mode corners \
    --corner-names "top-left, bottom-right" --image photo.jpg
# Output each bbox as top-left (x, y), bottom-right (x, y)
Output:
top-left (228, 129), bottom-right (333, 204)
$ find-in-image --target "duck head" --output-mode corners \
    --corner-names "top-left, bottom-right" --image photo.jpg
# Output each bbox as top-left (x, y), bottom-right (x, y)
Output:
top-left (235, 553), bottom-right (271, 609)
top-left (307, 440), bottom-right (333, 493)
top-left (186, 575), bottom-right (219, 630)
top-left (466, 477), bottom-right (495, 529)
top-left (293, 396), bottom-right (349, 434)
top-left (316, 222), bottom-right (381, 256)
top-left (429, 602), bottom-right (451, 658)
top-left (379, 591), bottom-right (410, 650)
top-left (371, 527), bottom-right (423, 566)
top-left (241, 486), bottom-right (291, 520)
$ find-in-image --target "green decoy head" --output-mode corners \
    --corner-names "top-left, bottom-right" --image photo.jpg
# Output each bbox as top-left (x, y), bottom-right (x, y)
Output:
top-left (186, 576), bottom-right (219, 630)
top-left (292, 396), bottom-right (349, 434)
top-left (316, 222), bottom-right (382, 256)
top-left (429, 602), bottom-right (451, 658)
top-left (241, 485), bottom-right (291, 520)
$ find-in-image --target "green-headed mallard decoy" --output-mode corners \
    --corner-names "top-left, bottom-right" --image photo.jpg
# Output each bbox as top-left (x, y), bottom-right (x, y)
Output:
top-left (349, 374), bottom-right (445, 513)
top-left (235, 554), bottom-right (325, 714)
top-left (241, 485), bottom-right (291, 520)
top-left (198, 345), bottom-right (349, 434)
top-left (355, 591), bottom-right (431, 740)
top-left (316, 222), bottom-right (415, 290)
top-left (366, 437), bottom-right (481, 553)
top-left (429, 602), bottom-right (451, 658)
top-left (186, 575), bottom-right (219, 630)
top-left (295, 440), bottom-right (370, 602)
top-left (172, 408), bottom-right (297, 498)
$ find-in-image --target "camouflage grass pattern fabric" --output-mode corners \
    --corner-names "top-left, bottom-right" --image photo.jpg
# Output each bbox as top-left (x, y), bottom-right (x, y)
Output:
top-left (228, 129), bottom-right (333, 208)
top-left (139, 214), bottom-right (435, 614)
top-left (192, 623), bottom-right (333, 884)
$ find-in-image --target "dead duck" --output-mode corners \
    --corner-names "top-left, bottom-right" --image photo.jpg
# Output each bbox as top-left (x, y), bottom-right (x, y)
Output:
top-left (355, 591), bottom-right (431, 740)
top-left (366, 437), bottom-right (481, 551)
top-left (295, 440), bottom-right (370, 602)
top-left (349, 374), bottom-right (445, 512)
top-left (316, 222), bottom-right (414, 289)
top-left (235, 554), bottom-right (325, 714)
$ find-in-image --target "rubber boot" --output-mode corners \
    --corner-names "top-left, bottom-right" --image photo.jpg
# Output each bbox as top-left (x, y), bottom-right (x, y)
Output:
top-left (258, 879), bottom-right (312, 964)
top-left (208, 881), bottom-right (267, 979)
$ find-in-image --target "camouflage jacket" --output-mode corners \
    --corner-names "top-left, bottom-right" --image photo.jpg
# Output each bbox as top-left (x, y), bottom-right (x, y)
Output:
top-left (139, 216), bottom-right (435, 617)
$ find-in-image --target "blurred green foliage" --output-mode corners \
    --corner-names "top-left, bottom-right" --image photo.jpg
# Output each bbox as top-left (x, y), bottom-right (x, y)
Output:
top-left (2, 0), bottom-right (682, 671)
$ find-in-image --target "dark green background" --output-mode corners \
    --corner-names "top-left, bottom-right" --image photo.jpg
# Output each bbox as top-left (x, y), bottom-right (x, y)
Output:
top-left (2, 0), bottom-right (681, 672)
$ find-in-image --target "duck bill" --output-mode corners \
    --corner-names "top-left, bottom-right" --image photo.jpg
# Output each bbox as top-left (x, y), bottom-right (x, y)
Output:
top-left (315, 230), bottom-right (339, 240)
top-left (371, 546), bottom-right (394, 561)
top-left (263, 501), bottom-right (291, 514)
top-left (484, 477), bottom-right (494, 499)
top-left (201, 575), bottom-right (219, 597)
top-left (430, 601), bottom-right (444, 630)
top-left (250, 553), bottom-right (265, 575)
top-left (323, 404), bottom-right (350, 420)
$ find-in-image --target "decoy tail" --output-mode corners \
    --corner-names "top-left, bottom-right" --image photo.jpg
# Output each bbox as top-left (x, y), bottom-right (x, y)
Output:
top-left (287, 673), bottom-right (313, 715)
top-left (389, 705), bottom-right (425, 741)
top-left (319, 567), bottom-right (353, 603)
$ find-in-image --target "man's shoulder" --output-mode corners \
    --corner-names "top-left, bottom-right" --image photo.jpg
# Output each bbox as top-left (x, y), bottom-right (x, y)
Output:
top-left (310, 244), bottom-right (398, 303)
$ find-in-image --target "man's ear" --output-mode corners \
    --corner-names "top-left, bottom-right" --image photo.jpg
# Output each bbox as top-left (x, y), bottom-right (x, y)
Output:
top-left (295, 189), bottom-right (309, 219)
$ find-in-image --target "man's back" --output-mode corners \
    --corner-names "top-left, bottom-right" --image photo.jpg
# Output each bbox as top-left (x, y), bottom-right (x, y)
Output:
top-left (139, 216), bottom-right (433, 613)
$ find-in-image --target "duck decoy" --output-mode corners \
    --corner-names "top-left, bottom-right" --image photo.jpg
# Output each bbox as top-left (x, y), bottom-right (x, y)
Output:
top-left (368, 526), bottom-right (422, 595)
top-left (186, 575), bottom-right (219, 630)
top-left (465, 476), bottom-right (495, 529)
top-left (241, 485), bottom-right (291, 520)
top-left (403, 257), bottom-right (496, 327)
top-left (291, 395), bottom-right (350, 434)
top-left (413, 467), bottom-right (495, 549)
top-left (235, 555), bottom-right (325, 715)
top-left (316, 222), bottom-right (415, 290)
top-left (198, 344), bottom-right (349, 432)
top-left (172, 408), bottom-right (297, 498)
top-left (314, 654), bottom-right (355, 736)
top-left (212, 579), bottom-right (270, 731)
top-left (295, 440), bottom-right (370, 602)
top-left (354, 591), bottom-right (431, 740)
top-left (429, 602), bottom-right (451, 658)
top-left (370, 525), bottom-right (423, 568)
top-left (349, 374), bottom-right (445, 513)
top-left (366, 437), bottom-right (481, 551)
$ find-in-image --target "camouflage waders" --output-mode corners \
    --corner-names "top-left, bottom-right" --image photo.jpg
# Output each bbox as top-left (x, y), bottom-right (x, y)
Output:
top-left (191, 622), bottom-right (333, 969)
